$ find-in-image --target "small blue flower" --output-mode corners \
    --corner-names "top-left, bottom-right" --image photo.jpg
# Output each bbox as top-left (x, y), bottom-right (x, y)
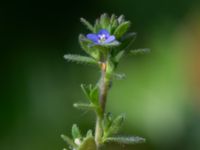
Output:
top-left (86, 29), bottom-right (116, 45)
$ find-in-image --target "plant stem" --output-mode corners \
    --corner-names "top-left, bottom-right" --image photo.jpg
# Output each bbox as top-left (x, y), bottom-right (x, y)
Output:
top-left (95, 62), bottom-right (110, 149)
top-left (95, 115), bottom-right (103, 148)
top-left (99, 62), bottom-right (108, 112)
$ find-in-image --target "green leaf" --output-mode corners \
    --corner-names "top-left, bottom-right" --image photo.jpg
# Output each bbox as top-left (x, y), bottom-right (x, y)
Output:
top-left (100, 13), bottom-right (110, 30)
top-left (103, 41), bottom-right (120, 47)
top-left (130, 48), bottom-right (151, 55)
top-left (120, 32), bottom-right (137, 50)
top-left (80, 84), bottom-right (99, 105)
top-left (103, 112), bottom-right (113, 133)
top-left (86, 130), bottom-right (93, 137)
top-left (72, 124), bottom-right (82, 139)
top-left (114, 21), bottom-right (131, 39)
top-left (89, 86), bottom-right (99, 105)
top-left (80, 18), bottom-right (94, 32)
top-left (110, 14), bottom-right (116, 25)
top-left (78, 136), bottom-right (97, 150)
top-left (105, 114), bottom-right (125, 137)
top-left (113, 73), bottom-right (126, 80)
top-left (80, 84), bottom-right (91, 101)
top-left (64, 54), bottom-right (98, 65)
top-left (110, 19), bottom-right (118, 34)
top-left (79, 34), bottom-right (100, 60)
top-left (111, 32), bottom-right (136, 58)
top-left (61, 134), bottom-right (77, 148)
top-left (73, 103), bottom-right (95, 110)
top-left (105, 136), bottom-right (146, 144)
top-left (114, 50), bottom-right (125, 63)
top-left (117, 15), bottom-right (125, 24)
top-left (94, 19), bottom-right (101, 33)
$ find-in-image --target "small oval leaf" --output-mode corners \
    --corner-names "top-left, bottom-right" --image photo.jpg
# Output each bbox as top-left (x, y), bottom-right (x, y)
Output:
top-left (72, 124), bottom-right (82, 139)
top-left (78, 137), bottom-right (97, 150)
top-left (114, 21), bottom-right (131, 39)
top-left (61, 134), bottom-right (77, 148)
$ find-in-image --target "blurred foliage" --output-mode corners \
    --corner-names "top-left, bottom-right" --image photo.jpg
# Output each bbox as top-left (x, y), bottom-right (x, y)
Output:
top-left (1, 0), bottom-right (200, 150)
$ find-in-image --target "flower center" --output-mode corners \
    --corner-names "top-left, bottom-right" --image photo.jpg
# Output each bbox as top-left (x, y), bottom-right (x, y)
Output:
top-left (98, 34), bottom-right (107, 43)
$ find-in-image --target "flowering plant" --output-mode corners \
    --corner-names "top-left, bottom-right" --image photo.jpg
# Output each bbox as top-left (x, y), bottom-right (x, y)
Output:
top-left (62, 13), bottom-right (149, 150)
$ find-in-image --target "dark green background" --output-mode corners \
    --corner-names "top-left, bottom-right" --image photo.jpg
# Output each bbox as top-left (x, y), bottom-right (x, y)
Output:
top-left (1, 0), bottom-right (200, 150)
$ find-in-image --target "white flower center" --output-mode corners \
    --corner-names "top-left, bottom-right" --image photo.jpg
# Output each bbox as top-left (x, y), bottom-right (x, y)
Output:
top-left (74, 138), bottom-right (81, 146)
top-left (98, 34), bottom-right (106, 43)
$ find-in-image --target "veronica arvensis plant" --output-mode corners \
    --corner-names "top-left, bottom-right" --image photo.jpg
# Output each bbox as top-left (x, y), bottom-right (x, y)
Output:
top-left (61, 13), bottom-right (150, 150)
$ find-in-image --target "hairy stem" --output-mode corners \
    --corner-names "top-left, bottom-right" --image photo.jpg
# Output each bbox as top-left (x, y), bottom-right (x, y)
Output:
top-left (95, 62), bottom-right (110, 149)
top-left (95, 115), bottom-right (103, 148)
top-left (99, 62), bottom-right (108, 112)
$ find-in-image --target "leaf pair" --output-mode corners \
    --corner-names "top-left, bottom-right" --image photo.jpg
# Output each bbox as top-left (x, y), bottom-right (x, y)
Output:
top-left (61, 124), bottom-right (97, 150)
top-left (61, 124), bottom-right (82, 149)
top-left (102, 113), bottom-right (146, 145)
top-left (73, 84), bottom-right (101, 114)
top-left (80, 84), bottom-right (99, 105)
top-left (103, 113), bottom-right (125, 139)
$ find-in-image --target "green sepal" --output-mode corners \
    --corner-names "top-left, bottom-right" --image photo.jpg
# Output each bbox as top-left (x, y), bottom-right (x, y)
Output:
top-left (130, 48), bottom-right (151, 55)
top-left (78, 136), bottom-right (97, 150)
top-left (105, 136), bottom-right (146, 144)
top-left (64, 54), bottom-right (98, 65)
top-left (72, 124), bottom-right (82, 140)
top-left (79, 34), bottom-right (100, 60)
top-left (114, 21), bottom-right (131, 39)
top-left (61, 134), bottom-right (77, 148)
top-left (80, 18), bottom-right (94, 32)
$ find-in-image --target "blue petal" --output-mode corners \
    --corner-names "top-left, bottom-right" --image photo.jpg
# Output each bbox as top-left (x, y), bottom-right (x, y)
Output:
top-left (98, 29), bottom-right (110, 37)
top-left (104, 35), bottom-right (115, 43)
top-left (86, 34), bottom-right (98, 43)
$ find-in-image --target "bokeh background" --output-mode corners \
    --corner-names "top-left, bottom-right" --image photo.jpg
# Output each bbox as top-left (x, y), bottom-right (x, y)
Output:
top-left (1, 0), bottom-right (200, 150)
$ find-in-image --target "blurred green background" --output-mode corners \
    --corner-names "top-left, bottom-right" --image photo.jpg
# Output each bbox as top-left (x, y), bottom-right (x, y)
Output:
top-left (1, 0), bottom-right (200, 150)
